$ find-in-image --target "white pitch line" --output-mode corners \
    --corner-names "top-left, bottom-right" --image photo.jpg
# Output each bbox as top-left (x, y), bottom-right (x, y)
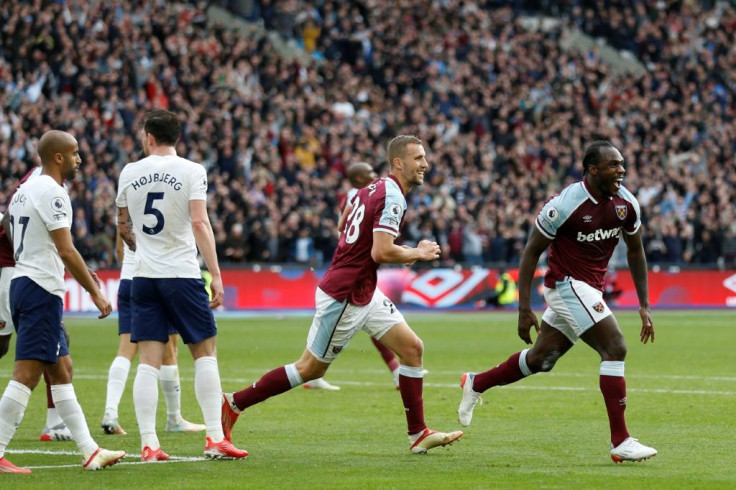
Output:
top-left (4, 449), bottom-right (211, 470)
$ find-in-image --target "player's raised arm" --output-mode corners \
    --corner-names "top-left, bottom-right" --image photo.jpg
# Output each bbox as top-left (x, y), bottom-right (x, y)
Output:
top-left (50, 227), bottom-right (112, 318)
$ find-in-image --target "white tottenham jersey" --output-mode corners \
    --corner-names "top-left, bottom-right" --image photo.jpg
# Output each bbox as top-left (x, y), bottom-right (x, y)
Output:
top-left (116, 154), bottom-right (207, 278)
top-left (120, 244), bottom-right (135, 280)
top-left (8, 174), bottom-right (72, 299)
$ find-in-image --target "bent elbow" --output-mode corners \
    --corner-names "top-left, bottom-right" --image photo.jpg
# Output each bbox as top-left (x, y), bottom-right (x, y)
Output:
top-left (57, 247), bottom-right (76, 263)
top-left (371, 248), bottom-right (384, 263)
top-left (191, 219), bottom-right (209, 232)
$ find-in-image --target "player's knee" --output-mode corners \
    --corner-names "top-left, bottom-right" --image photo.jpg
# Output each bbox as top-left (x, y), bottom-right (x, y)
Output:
top-left (601, 340), bottom-right (627, 361)
top-left (163, 346), bottom-right (177, 364)
top-left (527, 349), bottom-right (562, 373)
top-left (12, 368), bottom-right (44, 390)
top-left (299, 365), bottom-right (328, 381)
top-left (398, 336), bottom-right (423, 365)
top-left (295, 358), bottom-right (328, 381)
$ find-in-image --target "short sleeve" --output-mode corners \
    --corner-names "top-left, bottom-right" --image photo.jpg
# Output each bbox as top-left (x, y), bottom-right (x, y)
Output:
top-left (189, 165), bottom-right (207, 201)
top-left (619, 186), bottom-right (641, 235)
top-left (374, 192), bottom-right (405, 237)
top-left (115, 167), bottom-right (128, 208)
top-left (38, 187), bottom-right (71, 232)
top-left (536, 195), bottom-right (563, 239)
top-left (623, 200), bottom-right (641, 235)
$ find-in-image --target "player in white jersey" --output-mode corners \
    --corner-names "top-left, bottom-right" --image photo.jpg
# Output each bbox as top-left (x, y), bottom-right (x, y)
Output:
top-left (0, 166), bottom-right (75, 443)
top-left (101, 232), bottom-right (205, 440)
top-left (0, 130), bottom-right (125, 473)
top-left (116, 110), bottom-right (246, 461)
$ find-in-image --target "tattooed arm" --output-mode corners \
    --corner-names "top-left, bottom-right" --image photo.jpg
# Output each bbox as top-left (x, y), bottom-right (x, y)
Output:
top-left (117, 206), bottom-right (136, 252)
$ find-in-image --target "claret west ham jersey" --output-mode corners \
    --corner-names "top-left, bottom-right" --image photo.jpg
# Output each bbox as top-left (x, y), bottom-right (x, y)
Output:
top-left (0, 167), bottom-right (43, 268)
top-left (536, 178), bottom-right (640, 291)
top-left (320, 175), bottom-right (406, 306)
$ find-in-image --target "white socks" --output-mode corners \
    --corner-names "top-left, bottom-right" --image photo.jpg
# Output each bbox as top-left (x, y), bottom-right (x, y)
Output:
top-left (600, 360), bottom-right (625, 377)
top-left (133, 363), bottom-right (160, 450)
top-left (398, 365), bottom-right (424, 378)
top-left (104, 356), bottom-right (131, 418)
top-left (45, 407), bottom-right (64, 428)
top-left (519, 349), bottom-right (533, 376)
top-left (285, 363), bottom-right (304, 387)
top-left (194, 356), bottom-right (224, 442)
top-left (0, 381), bottom-right (31, 457)
top-left (105, 358), bottom-right (182, 426)
top-left (51, 384), bottom-right (98, 456)
top-left (159, 364), bottom-right (182, 425)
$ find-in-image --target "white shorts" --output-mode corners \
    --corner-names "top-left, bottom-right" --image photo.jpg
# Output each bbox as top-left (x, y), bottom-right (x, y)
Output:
top-left (307, 287), bottom-right (405, 363)
top-left (542, 277), bottom-right (612, 344)
top-left (0, 266), bottom-right (14, 335)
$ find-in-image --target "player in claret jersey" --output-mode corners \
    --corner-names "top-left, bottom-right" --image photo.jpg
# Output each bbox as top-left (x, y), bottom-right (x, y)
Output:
top-left (303, 161), bottom-right (406, 391)
top-left (457, 140), bottom-right (657, 463)
top-left (222, 135), bottom-right (463, 454)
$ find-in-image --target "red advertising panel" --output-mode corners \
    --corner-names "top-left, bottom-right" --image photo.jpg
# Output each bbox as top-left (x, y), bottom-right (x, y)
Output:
top-left (63, 268), bottom-right (736, 312)
top-left (612, 269), bottom-right (736, 308)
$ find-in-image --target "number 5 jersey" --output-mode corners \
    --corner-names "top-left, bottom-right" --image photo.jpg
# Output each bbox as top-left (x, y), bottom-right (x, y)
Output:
top-left (116, 155), bottom-right (207, 279)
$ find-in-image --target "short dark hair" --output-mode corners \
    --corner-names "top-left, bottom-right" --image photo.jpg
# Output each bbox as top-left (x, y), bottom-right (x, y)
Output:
top-left (582, 140), bottom-right (615, 175)
top-left (143, 110), bottom-right (181, 146)
top-left (387, 135), bottom-right (422, 168)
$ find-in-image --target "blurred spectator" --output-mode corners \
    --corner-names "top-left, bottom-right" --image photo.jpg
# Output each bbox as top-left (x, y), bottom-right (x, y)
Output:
top-left (0, 0), bottom-right (733, 271)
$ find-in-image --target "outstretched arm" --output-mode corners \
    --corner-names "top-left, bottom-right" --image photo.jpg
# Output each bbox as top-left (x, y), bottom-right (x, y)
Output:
top-left (517, 227), bottom-right (552, 344)
top-left (623, 229), bottom-right (654, 344)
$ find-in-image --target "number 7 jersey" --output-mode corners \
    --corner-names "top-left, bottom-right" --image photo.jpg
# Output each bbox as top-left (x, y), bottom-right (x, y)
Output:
top-left (320, 175), bottom-right (407, 306)
top-left (7, 174), bottom-right (71, 299)
top-left (116, 155), bottom-right (208, 278)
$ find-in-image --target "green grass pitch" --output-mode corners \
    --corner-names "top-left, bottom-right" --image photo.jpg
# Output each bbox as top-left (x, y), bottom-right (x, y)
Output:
top-left (1, 310), bottom-right (734, 489)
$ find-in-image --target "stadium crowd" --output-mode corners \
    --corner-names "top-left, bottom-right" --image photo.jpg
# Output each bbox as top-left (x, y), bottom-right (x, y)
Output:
top-left (1, 0), bottom-right (734, 270)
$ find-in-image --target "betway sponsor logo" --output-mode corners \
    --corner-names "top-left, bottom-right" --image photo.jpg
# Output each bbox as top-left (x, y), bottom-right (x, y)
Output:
top-left (577, 228), bottom-right (621, 242)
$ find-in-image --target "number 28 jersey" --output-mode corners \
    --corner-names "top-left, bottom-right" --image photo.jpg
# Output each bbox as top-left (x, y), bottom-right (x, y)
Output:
top-left (116, 155), bottom-right (207, 279)
top-left (320, 175), bottom-right (406, 306)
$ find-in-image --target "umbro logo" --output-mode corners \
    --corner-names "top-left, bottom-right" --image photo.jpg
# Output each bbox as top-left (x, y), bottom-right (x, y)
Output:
top-left (583, 215), bottom-right (592, 223)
